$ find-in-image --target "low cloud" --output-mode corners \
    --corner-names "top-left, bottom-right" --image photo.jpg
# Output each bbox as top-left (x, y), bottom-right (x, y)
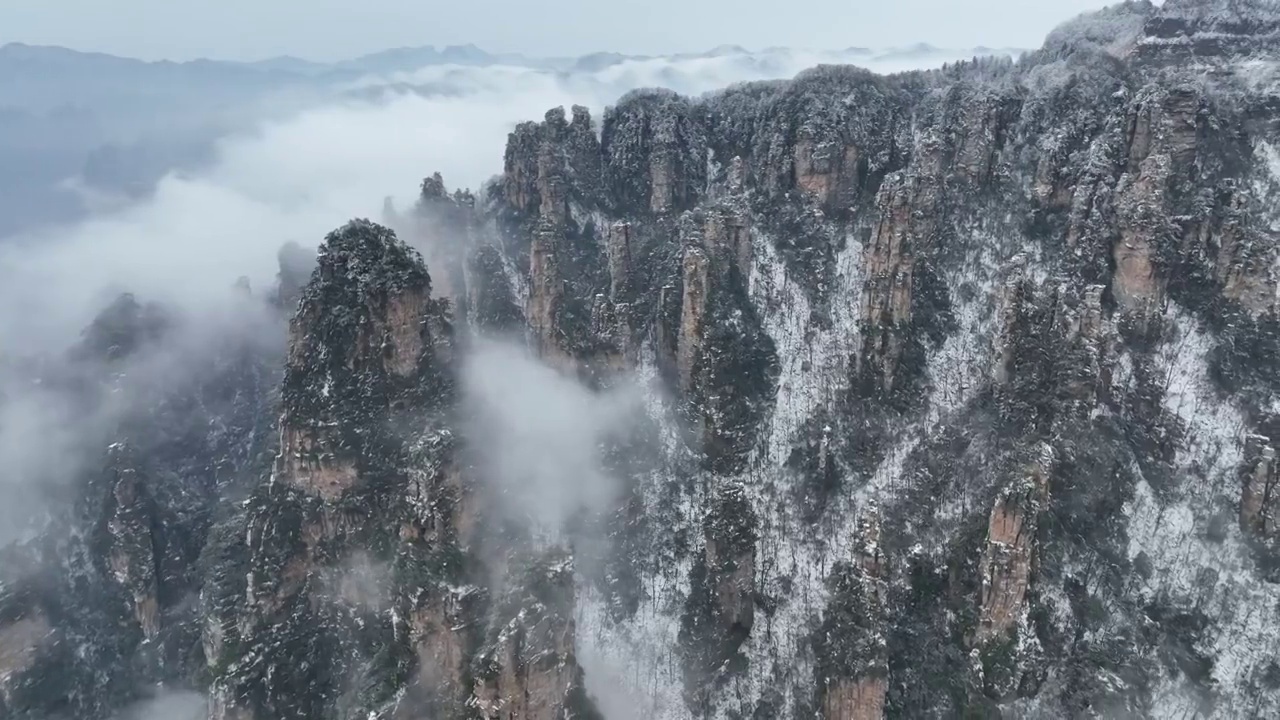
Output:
top-left (0, 44), bottom-right (985, 713)
top-left (460, 339), bottom-right (649, 538)
top-left (112, 691), bottom-right (206, 720)
top-left (0, 46), bottom-right (988, 351)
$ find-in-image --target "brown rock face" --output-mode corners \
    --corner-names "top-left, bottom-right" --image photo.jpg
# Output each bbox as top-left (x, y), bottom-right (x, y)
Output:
top-left (208, 221), bottom-right (466, 720)
top-left (471, 555), bottom-right (586, 720)
top-left (358, 286), bottom-right (429, 379)
top-left (1113, 154), bottom-right (1170, 313)
top-left (102, 444), bottom-right (160, 640)
top-left (794, 136), bottom-right (861, 210)
top-left (276, 222), bottom-right (438, 501)
top-left (647, 108), bottom-right (702, 213)
top-left (275, 425), bottom-right (358, 502)
top-left (822, 677), bottom-right (889, 720)
top-left (606, 222), bottom-right (632, 301)
top-left (863, 174), bottom-right (918, 325)
top-left (677, 244), bottom-right (710, 394)
top-left (527, 223), bottom-right (572, 369)
top-left (504, 108), bottom-right (605, 372)
top-left (391, 587), bottom-right (476, 718)
top-left (674, 205), bottom-right (755, 395)
top-left (1125, 87), bottom-right (1199, 172)
top-left (472, 635), bottom-right (577, 720)
top-left (858, 170), bottom-right (931, 394)
top-left (1111, 86), bottom-right (1205, 314)
top-left (976, 445), bottom-right (1054, 643)
top-left (1242, 434), bottom-right (1279, 540)
top-left (504, 108), bottom-right (574, 219)
top-left (0, 613), bottom-right (50, 702)
top-left (703, 206), bottom-right (753, 281)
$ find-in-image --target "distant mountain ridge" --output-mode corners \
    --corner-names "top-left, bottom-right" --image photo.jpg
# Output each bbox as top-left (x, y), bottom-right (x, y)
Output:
top-left (0, 39), bottom-right (1025, 240)
top-left (0, 40), bottom-right (1027, 87)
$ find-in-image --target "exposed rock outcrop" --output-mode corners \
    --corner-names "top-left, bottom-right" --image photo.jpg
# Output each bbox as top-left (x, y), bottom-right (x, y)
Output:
top-left (976, 445), bottom-right (1053, 644)
top-left (1242, 433), bottom-right (1279, 540)
top-left (276, 220), bottom-right (438, 501)
top-left (208, 220), bottom-right (463, 720)
top-left (471, 554), bottom-right (596, 720)
top-left (101, 443), bottom-right (160, 640)
top-left (680, 483), bottom-right (758, 712)
top-left (816, 506), bottom-right (888, 720)
top-left (15, 2), bottom-right (1280, 719)
top-left (0, 611), bottom-right (51, 706)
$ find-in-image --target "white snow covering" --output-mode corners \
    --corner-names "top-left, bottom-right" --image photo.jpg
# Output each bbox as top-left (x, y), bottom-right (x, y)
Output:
top-left (576, 584), bottom-right (685, 720)
top-left (924, 230), bottom-right (1005, 422)
top-left (570, 206), bottom-right (1053, 716)
top-left (573, 354), bottom-right (695, 720)
top-left (1125, 312), bottom-right (1279, 718)
top-left (556, 76), bottom-right (1280, 720)
top-left (575, 220), bottom-right (876, 718)
top-left (753, 230), bottom-right (864, 468)
top-left (715, 230), bottom-right (869, 715)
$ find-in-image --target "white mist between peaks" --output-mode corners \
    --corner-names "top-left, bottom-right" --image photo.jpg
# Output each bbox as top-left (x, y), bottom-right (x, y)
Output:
top-left (460, 338), bottom-right (649, 540)
top-left (0, 43), bottom-right (999, 717)
top-left (0, 46), bottom-right (986, 354)
top-left (0, 46), bottom-right (977, 553)
top-left (110, 690), bottom-right (206, 720)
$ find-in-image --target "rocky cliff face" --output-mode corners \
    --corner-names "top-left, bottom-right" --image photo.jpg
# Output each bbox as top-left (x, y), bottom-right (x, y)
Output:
top-left (467, 1), bottom-right (1280, 717)
top-left (7, 1), bottom-right (1280, 719)
top-left (0, 288), bottom-right (282, 720)
top-left (199, 220), bottom-right (599, 720)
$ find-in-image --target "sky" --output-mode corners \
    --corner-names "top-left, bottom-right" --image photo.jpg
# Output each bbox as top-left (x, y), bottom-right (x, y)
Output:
top-left (0, 0), bottom-right (1118, 61)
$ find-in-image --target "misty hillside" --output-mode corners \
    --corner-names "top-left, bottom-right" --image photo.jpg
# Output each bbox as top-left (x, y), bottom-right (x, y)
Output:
top-left (5, 0), bottom-right (1280, 719)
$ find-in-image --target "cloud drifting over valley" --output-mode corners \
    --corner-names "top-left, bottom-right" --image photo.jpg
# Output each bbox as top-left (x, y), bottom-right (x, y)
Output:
top-left (0, 44), bottom-right (997, 549)
top-left (0, 46), bottom-right (1001, 350)
top-left (0, 38), bottom-right (1015, 720)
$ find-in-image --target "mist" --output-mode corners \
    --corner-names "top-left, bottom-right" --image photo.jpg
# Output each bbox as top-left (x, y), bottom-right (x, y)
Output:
top-left (460, 339), bottom-right (650, 537)
top-left (0, 47), bottom-right (981, 531)
top-left (0, 288), bottom-right (282, 546)
top-left (0, 46), bottom-right (997, 349)
top-left (112, 691), bottom-right (206, 720)
top-left (0, 44), bottom-right (997, 717)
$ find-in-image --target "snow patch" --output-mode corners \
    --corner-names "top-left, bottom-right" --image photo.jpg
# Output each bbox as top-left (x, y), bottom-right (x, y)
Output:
top-left (1124, 312), bottom-right (1278, 717)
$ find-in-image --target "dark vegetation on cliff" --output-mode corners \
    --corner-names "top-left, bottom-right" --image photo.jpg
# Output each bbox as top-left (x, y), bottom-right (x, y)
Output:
top-left (5, 1), bottom-right (1280, 719)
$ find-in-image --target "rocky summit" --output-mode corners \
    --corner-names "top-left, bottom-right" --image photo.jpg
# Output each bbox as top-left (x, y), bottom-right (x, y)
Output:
top-left (6, 1), bottom-right (1280, 718)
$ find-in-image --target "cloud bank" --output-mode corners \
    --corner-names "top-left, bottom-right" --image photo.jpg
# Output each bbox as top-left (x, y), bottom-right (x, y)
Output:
top-left (0, 46), bottom-right (1002, 350)
top-left (460, 339), bottom-right (650, 537)
top-left (0, 43), bottom-right (1005, 712)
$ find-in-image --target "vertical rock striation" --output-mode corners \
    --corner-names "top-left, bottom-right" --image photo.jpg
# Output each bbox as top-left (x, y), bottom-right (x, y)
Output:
top-left (13, 2), bottom-right (1280, 719)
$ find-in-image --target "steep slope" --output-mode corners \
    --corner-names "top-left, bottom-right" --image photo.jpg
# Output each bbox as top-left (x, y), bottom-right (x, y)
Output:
top-left (202, 220), bottom-right (598, 720)
top-left (454, 1), bottom-right (1280, 717)
top-left (7, 1), bottom-right (1280, 719)
top-left (0, 289), bottom-right (285, 719)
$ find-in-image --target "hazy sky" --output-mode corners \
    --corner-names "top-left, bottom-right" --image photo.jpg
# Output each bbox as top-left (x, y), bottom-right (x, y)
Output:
top-left (1, 0), bottom-right (1116, 61)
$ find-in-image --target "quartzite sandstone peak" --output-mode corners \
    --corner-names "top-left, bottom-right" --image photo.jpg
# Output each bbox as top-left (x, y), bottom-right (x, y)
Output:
top-left (5, 1), bottom-right (1280, 718)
